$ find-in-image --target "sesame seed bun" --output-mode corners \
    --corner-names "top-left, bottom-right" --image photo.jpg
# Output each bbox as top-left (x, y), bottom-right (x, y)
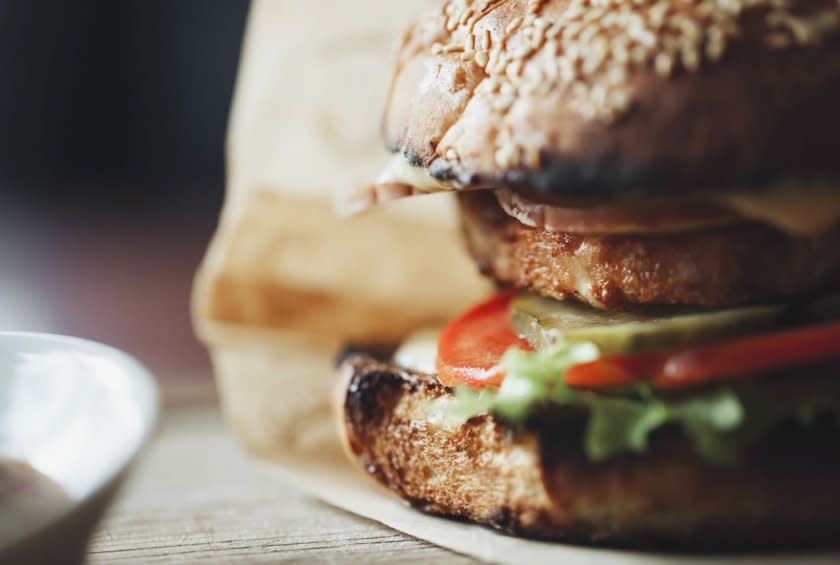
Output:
top-left (383, 0), bottom-right (840, 197)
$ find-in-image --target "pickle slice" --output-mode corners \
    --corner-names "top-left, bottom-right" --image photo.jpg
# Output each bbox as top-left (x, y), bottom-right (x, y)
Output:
top-left (511, 293), bottom-right (840, 355)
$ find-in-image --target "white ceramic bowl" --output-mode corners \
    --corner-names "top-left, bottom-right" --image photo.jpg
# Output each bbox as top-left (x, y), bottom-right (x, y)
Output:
top-left (0, 332), bottom-right (159, 564)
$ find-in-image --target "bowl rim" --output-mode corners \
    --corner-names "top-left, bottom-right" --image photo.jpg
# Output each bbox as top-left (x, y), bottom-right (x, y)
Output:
top-left (0, 331), bottom-right (160, 554)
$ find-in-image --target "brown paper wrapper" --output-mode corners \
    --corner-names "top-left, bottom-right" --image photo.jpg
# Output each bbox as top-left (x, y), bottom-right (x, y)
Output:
top-left (192, 2), bottom-right (837, 563)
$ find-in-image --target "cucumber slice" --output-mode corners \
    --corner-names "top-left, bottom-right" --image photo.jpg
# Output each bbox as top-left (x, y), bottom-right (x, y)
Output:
top-left (511, 293), bottom-right (840, 355)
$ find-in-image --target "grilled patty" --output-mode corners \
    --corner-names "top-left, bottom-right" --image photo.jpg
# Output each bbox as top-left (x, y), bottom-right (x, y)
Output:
top-left (337, 353), bottom-right (840, 548)
top-left (459, 191), bottom-right (840, 310)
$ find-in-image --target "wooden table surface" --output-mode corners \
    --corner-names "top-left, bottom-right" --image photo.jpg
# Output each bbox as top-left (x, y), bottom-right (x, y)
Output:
top-left (84, 382), bottom-right (477, 564)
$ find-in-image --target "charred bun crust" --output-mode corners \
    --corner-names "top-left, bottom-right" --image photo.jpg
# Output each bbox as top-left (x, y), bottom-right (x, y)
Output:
top-left (337, 353), bottom-right (840, 548)
top-left (383, 0), bottom-right (840, 196)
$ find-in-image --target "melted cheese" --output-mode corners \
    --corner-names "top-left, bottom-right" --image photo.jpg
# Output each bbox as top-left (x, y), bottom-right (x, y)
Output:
top-left (393, 328), bottom-right (440, 374)
top-left (719, 181), bottom-right (840, 236)
top-left (374, 154), bottom-right (461, 192)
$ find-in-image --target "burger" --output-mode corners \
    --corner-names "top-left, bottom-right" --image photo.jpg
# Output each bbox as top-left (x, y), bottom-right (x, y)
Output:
top-left (335, 0), bottom-right (840, 547)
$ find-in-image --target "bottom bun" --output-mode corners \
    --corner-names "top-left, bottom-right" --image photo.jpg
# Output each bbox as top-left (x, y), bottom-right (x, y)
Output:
top-left (336, 353), bottom-right (840, 549)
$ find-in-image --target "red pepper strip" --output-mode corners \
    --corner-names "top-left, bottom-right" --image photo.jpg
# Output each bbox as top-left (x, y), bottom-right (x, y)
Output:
top-left (565, 322), bottom-right (840, 390)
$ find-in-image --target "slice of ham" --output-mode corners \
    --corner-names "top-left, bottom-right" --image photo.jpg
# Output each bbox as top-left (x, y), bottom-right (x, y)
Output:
top-left (495, 188), bottom-right (743, 235)
top-left (342, 155), bottom-right (840, 235)
top-left (338, 180), bottom-right (742, 234)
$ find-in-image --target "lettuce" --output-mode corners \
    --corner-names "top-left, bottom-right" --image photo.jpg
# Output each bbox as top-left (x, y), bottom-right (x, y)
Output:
top-left (432, 342), bottom-right (840, 465)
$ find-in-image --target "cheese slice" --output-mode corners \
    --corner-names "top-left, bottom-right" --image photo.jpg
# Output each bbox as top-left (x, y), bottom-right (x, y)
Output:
top-left (719, 182), bottom-right (840, 236)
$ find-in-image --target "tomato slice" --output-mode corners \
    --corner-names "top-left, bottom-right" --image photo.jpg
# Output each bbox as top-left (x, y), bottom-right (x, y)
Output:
top-left (436, 291), bottom-right (532, 388)
top-left (565, 321), bottom-right (840, 390)
top-left (563, 352), bottom-right (662, 389)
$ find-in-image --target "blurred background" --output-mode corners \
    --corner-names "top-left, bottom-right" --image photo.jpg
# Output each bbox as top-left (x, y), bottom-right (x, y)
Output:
top-left (0, 0), bottom-right (250, 379)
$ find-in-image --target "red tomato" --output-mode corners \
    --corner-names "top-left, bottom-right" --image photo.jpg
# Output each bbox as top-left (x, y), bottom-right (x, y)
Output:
top-left (436, 291), bottom-right (532, 388)
top-left (565, 322), bottom-right (840, 390)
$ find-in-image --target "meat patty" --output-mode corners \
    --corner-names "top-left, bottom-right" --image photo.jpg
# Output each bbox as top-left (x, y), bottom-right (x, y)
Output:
top-left (337, 353), bottom-right (840, 548)
top-left (459, 191), bottom-right (840, 310)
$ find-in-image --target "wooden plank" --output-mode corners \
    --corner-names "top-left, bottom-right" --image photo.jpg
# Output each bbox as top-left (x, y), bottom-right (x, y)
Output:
top-left (86, 395), bottom-right (476, 564)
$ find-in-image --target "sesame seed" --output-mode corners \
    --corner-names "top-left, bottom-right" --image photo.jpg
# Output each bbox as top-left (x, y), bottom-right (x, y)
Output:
top-left (591, 84), bottom-right (607, 106)
top-left (506, 59), bottom-right (524, 79)
top-left (649, 1), bottom-right (669, 28)
top-left (481, 29), bottom-right (492, 51)
top-left (427, 0), bottom-right (840, 170)
top-left (630, 44), bottom-right (647, 64)
top-left (495, 143), bottom-right (519, 168)
top-left (609, 89), bottom-right (631, 113)
top-left (654, 52), bottom-right (674, 76)
top-left (681, 45), bottom-right (700, 71)
top-left (605, 64), bottom-right (627, 85)
top-left (493, 90), bottom-right (515, 111)
top-left (559, 59), bottom-right (577, 81)
top-left (505, 16), bottom-right (523, 35)
top-left (544, 58), bottom-right (558, 80)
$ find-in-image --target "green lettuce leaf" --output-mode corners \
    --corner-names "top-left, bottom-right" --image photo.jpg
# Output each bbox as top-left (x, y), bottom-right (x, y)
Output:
top-left (430, 342), bottom-right (840, 465)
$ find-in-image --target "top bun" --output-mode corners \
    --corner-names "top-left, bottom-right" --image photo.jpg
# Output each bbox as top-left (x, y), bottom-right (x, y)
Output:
top-left (382, 0), bottom-right (840, 197)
